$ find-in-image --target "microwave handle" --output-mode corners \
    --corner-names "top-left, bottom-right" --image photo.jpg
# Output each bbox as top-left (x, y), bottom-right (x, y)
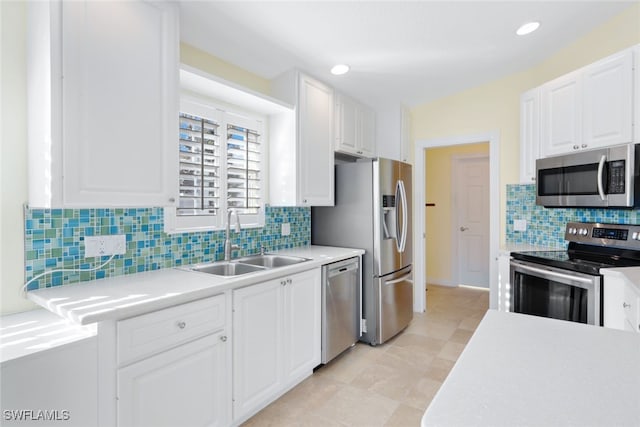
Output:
top-left (597, 154), bottom-right (606, 201)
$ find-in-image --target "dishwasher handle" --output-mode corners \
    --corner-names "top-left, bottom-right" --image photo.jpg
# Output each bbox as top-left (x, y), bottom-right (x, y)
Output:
top-left (327, 261), bottom-right (359, 278)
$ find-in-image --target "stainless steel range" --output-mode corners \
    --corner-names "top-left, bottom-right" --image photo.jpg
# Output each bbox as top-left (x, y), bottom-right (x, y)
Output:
top-left (510, 222), bottom-right (640, 326)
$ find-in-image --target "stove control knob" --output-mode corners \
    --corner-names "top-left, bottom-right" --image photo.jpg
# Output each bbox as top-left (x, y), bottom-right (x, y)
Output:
top-left (633, 232), bottom-right (638, 240)
top-left (580, 228), bottom-right (588, 236)
top-left (571, 228), bottom-right (577, 235)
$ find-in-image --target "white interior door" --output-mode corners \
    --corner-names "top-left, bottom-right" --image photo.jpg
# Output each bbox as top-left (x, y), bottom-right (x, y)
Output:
top-left (453, 156), bottom-right (490, 287)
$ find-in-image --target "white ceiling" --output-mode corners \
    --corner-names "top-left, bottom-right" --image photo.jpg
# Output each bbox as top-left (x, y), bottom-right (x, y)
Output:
top-left (179, 1), bottom-right (637, 108)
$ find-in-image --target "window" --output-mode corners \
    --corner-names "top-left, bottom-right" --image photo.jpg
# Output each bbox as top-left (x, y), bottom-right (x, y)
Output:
top-left (165, 96), bottom-right (266, 232)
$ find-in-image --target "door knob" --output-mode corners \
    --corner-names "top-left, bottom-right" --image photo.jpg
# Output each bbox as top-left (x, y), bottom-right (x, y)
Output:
top-left (460, 226), bottom-right (469, 232)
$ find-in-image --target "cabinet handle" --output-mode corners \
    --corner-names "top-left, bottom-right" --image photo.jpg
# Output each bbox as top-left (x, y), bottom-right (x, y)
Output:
top-left (220, 335), bottom-right (227, 342)
top-left (581, 144), bottom-right (588, 148)
top-left (573, 145), bottom-right (580, 150)
top-left (177, 321), bottom-right (186, 329)
top-left (623, 302), bottom-right (631, 309)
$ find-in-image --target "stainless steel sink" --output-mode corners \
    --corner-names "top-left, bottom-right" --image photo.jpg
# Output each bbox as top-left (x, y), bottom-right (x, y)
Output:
top-left (190, 262), bottom-right (266, 276)
top-left (185, 254), bottom-right (310, 277)
top-left (233, 254), bottom-right (310, 268)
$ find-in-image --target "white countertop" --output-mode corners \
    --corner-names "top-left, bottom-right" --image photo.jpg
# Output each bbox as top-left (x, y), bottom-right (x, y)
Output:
top-left (422, 310), bottom-right (640, 427)
top-left (0, 308), bottom-right (96, 364)
top-left (499, 243), bottom-right (561, 256)
top-left (26, 245), bottom-right (363, 325)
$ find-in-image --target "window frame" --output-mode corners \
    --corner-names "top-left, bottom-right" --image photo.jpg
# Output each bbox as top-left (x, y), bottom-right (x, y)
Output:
top-left (164, 93), bottom-right (267, 234)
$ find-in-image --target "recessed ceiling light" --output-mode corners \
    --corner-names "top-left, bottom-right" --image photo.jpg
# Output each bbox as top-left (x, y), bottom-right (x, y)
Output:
top-left (331, 64), bottom-right (350, 75)
top-left (516, 21), bottom-right (540, 36)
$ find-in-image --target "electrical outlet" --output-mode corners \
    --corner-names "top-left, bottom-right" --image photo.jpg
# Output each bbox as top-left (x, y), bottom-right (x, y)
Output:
top-left (281, 223), bottom-right (291, 236)
top-left (85, 235), bottom-right (126, 258)
top-left (514, 219), bottom-right (527, 232)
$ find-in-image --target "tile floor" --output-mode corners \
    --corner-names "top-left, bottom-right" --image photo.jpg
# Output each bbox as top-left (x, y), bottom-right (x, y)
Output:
top-left (242, 284), bottom-right (490, 426)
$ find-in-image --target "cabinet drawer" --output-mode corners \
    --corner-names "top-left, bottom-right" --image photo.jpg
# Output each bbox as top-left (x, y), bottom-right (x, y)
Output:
top-left (622, 285), bottom-right (640, 332)
top-left (118, 295), bottom-right (226, 366)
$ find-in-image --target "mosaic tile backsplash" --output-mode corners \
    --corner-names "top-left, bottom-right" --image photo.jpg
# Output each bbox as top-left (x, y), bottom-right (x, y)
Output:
top-left (506, 184), bottom-right (640, 248)
top-left (24, 206), bottom-right (310, 290)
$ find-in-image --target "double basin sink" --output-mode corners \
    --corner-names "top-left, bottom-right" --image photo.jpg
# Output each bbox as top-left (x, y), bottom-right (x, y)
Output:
top-left (186, 254), bottom-right (310, 277)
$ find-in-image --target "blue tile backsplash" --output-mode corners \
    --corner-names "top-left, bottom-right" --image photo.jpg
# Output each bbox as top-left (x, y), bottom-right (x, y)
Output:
top-left (24, 206), bottom-right (310, 290)
top-left (506, 184), bottom-right (640, 247)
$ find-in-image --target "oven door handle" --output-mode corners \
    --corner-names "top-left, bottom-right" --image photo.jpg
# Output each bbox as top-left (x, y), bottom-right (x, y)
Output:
top-left (597, 154), bottom-right (606, 201)
top-left (512, 262), bottom-right (595, 285)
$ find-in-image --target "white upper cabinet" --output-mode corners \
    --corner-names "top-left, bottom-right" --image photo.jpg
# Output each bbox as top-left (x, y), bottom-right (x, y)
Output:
top-left (334, 92), bottom-right (376, 158)
top-left (519, 89), bottom-right (540, 183)
top-left (271, 71), bottom-right (334, 206)
top-left (583, 50), bottom-right (634, 148)
top-left (540, 47), bottom-right (635, 157)
top-left (540, 70), bottom-right (583, 157)
top-left (27, 1), bottom-right (179, 208)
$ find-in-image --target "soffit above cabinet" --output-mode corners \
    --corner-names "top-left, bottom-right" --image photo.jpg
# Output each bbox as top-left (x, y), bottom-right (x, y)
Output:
top-left (180, 66), bottom-right (293, 116)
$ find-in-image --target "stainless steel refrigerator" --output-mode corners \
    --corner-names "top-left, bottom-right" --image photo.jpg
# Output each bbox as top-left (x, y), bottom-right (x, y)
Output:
top-left (312, 158), bottom-right (413, 345)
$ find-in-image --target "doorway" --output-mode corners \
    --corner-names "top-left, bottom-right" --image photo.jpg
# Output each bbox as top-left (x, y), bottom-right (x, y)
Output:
top-left (425, 144), bottom-right (490, 289)
top-left (413, 132), bottom-right (500, 313)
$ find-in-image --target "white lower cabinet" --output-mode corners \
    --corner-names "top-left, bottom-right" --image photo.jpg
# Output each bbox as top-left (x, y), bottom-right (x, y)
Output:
top-left (232, 268), bottom-right (321, 424)
top-left (115, 294), bottom-right (230, 427)
top-left (118, 332), bottom-right (228, 427)
top-left (603, 272), bottom-right (640, 333)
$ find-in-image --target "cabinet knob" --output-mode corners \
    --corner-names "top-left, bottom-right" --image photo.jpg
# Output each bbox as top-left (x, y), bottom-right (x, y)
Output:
top-left (281, 280), bottom-right (287, 286)
top-left (581, 144), bottom-right (588, 148)
top-left (220, 335), bottom-right (227, 342)
top-left (623, 302), bottom-right (631, 309)
top-left (287, 278), bottom-right (292, 284)
top-left (303, 199), bottom-right (308, 204)
top-left (168, 197), bottom-right (176, 203)
top-left (573, 145), bottom-right (580, 150)
top-left (531, 177), bottom-right (536, 182)
top-left (177, 321), bottom-right (186, 329)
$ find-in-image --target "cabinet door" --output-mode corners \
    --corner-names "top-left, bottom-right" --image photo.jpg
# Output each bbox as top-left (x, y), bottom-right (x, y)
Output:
top-left (283, 269), bottom-right (321, 385)
top-left (232, 279), bottom-right (284, 421)
top-left (298, 74), bottom-right (334, 206)
top-left (118, 332), bottom-right (229, 427)
top-left (335, 93), bottom-right (358, 154)
top-left (61, 1), bottom-right (178, 207)
top-left (603, 276), bottom-right (627, 330)
top-left (583, 50), bottom-right (633, 149)
top-left (541, 71), bottom-right (582, 157)
top-left (400, 106), bottom-right (411, 163)
top-left (359, 106), bottom-right (377, 158)
top-left (519, 89), bottom-right (540, 183)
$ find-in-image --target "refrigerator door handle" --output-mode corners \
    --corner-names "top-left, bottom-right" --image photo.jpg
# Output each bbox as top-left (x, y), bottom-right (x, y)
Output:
top-left (397, 180), bottom-right (408, 253)
top-left (384, 273), bottom-right (413, 285)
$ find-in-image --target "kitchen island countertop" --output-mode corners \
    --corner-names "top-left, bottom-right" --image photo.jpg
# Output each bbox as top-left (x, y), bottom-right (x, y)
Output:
top-left (422, 310), bottom-right (640, 427)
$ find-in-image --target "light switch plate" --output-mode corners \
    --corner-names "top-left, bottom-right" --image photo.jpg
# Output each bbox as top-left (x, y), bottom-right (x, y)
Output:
top-left (281, 223), bottom-right (291, 236)
top-left (85, 235), bottom-right (126, 258)
top-left (514, 219), bottom-right (527, 232)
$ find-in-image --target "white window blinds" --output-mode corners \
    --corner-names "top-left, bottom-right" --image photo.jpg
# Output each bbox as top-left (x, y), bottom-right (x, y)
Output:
top-left (170, 98), bottom-right (265, 232)
top-left (226, 123), bottom-right (261, 215)
top-left (178, 113), bottom-right (220, 217)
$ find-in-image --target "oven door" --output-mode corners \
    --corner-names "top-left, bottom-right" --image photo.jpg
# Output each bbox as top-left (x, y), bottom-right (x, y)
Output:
top-left (510, 259), bottom-right (601, 325)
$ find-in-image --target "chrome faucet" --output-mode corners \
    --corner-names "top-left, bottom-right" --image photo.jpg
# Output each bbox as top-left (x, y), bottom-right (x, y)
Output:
top-left (224, 209), bottom-right (241, 261)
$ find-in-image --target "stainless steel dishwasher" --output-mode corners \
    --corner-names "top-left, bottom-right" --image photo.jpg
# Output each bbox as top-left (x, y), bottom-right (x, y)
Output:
top-left (321, 257), bottom-right (361, 364)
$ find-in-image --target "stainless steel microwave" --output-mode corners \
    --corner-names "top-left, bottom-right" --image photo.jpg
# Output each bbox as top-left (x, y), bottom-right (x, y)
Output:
top-left (536, 143), bottom-right (640, 208)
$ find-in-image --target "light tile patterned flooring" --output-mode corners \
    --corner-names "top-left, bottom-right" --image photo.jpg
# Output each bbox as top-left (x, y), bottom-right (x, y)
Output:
top-left (243, 285), bottom-right (490, 426)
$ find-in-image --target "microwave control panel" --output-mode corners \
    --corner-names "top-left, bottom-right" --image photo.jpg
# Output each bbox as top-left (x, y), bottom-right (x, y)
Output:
top-left (607, 160), bottom-right (626, 194)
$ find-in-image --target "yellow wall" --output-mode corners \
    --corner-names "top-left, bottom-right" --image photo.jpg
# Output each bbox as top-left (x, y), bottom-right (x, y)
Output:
top-left (1, 1), bottom-right (33, 315)
top-left (180, 43), bottom-right (271, 96)
top-left (425, 143), bottom-right (489, 285)
top-left (412, 3), bottom-right (640, 246)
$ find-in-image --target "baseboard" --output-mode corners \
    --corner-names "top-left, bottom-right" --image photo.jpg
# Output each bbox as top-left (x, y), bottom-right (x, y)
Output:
top-left (426, 278), bottom-right (457, 288)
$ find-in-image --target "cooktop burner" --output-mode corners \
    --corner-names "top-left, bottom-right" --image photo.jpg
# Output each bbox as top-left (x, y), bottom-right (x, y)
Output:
top-left (511, 222), bottom-right (640, 275)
